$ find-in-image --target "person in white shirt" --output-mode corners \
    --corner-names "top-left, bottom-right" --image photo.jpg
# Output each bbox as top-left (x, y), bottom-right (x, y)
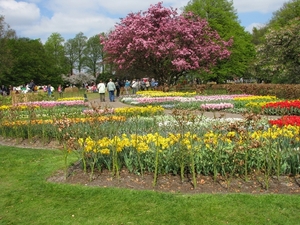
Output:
top-left (97, 80), bottom-right (106, 102)
top-left (131, 79), bottom-right (138, 94)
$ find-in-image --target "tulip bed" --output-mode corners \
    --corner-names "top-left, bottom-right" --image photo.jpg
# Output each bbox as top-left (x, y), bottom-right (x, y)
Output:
top-left (122, 91), bottom-right (300, 115)
top-left (0, 93), bottom-right (299, 190)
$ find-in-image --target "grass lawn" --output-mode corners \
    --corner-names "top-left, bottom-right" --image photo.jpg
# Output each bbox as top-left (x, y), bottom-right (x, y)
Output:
top-left (1, 145), bottom-right (300, 225)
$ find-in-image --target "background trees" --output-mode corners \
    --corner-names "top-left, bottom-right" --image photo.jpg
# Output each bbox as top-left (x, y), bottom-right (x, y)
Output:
top-left (184, 0), bottom-right (255, 83)
top-left (7, 38), bottom-right (63, 86)
top-left (101, 2), bottom-right (232, 84)
top-left (0, 15), bottom-right (16, 84)
top-left (1, 0), bottom-right (299, 87)
top-left (268, 0), bottom-right (300, 28)
top-left (253, 18), bottom-right (300, 83)
top-left (250, 0), bottom-right (300, 83)
top-left (44, 33), bottom-right (69, 77)
top-left (64, 32), bottom-right (88, 75)
top-left (83, 34), bottom-right (105, 77)
top-left (64, 38), bottom-right (78, 76)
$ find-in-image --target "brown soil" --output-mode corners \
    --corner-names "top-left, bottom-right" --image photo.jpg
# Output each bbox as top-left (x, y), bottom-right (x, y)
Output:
top-left (1, 137), bottom-right (299, 195)
top-left (49, 161), bottom-right (300, 194)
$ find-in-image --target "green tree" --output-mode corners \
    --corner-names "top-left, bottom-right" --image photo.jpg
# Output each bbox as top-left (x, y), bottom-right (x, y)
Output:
top-left (83, 34), bottom-right (104, 77)
top-left (64, 38), bottom-right (77, 75)
top-left (0, 15), bottom-right (16, 85)
top-left (184, 0), bottom-right (255, 83)
top-left (268, 0), bottom-right (300, 28)
top-left (64, 32), bottom-right (87, 75)
top-left (251, 26), bottom-right (268, 45)
top-left (254, 18), bottom-right (300, 84)
top-left (73, 32), bottom-right (87, 73)
top-left (249, 0), bottom-right (300, 83)
top-left (251, 0), bottom-right (300, 46)
top-left (7, 38), bottom-right (62, 87)
top-left (44, 32), bottom-right (69, 76)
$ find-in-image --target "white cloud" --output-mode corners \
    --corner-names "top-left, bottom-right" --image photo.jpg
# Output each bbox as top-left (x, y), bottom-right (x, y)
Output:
top-left (245, 23), bottom-right (267, 33)
top-left (0, 0), bottom-right (40, 26)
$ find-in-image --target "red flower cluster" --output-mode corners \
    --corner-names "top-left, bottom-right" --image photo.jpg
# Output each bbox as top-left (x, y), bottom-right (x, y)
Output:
top-left (269, 116), bottom-right (300, 127)
top-left (263, 100), bottom-right (300, 115)
top-left (263, 100), bottom-right (300, 110)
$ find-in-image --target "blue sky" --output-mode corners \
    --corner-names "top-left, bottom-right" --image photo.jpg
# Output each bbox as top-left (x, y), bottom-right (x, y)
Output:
top-left (0, 0), bottom-right (288, 43)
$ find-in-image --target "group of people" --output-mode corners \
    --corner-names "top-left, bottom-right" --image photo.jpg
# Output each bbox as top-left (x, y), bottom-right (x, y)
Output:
top-left (125, 78), bottom-right (158, 94)
top-left (96, 78), bottom-right (158, 102)
top-left (25, 81), bottom-right (55, 96)
top-left (0, 80), bottom-right (57, 97)
top-left (2, 78), bottom-right (159, 101)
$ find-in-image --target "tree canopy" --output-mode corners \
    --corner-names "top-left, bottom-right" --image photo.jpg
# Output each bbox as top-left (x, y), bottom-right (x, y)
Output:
top-left (83, 34), bottom-right (105, 77)
top-left (6, 38), bottom-right (63, 86)
top-left (44, 32), bottom-right (69, 77)
top-left (100, 2), bottom-right (232, 84)
top-left (184, 0), bottom-right (255, 82)
top-left (268, 0), bottom-right (300, 28)
top-left (0, 15), bottom-right (16, 83)
top-left (253, 18), bottom-right (300, 83)
top-left (249, 0), bottom-right (300, 84)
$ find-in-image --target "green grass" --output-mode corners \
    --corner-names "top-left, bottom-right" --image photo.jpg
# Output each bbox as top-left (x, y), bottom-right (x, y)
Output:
top-left (1, 146), bottom-right (300, 225)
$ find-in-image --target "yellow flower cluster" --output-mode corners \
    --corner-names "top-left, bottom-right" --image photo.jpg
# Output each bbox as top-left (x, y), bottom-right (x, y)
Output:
top-left (1, 119), bottom-right (53, 126)
top-left (203, 131), bottom-right (220, 148)
top-left (0, 105), bottom-right (40, 111)
top-left (245, 101), bottom-right (272, 108)
top-left (0, 105), bottom-right (11, 110)
top-left (78, 133), bottom-right (174, 154)
top-left (77, 125), bottom-right (299, 154)
top-left (57, 97), bottom-right (84, 101)
top-left (234, 95), bottom-right (277, 101)
top-left (137, 90), bottom-right (196, 97)
top-left (1, 116), bottom-right (126, 127)
top-left (78, 134), bottom-right (131, 154)
top-left (114, 106), bottom-right (164, 116)
top-left (251, 125), bottom-right (299, 141)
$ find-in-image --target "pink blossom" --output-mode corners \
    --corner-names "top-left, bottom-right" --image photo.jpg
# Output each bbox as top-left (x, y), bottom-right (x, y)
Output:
top-left (201, 103), bottom-right (234, 111)
top-left (100, 2), bottom-right (232, 82)
top-left (16, 100), bottom-right (87, 108)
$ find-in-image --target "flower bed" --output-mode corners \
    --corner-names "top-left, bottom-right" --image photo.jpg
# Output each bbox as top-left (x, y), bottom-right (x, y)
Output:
top-left (262, 100), bottom-right (300, 115)
top-left (269, 115), bottom-right (300, 127)
top-left (200, 103), bottom-right (234, 111)
top-left (0, 93), bottom-right (299, 190)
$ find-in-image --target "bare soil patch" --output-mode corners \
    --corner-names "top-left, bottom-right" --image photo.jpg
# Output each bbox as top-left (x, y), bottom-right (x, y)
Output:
top-left (48, 161), bottom-right (300, 194)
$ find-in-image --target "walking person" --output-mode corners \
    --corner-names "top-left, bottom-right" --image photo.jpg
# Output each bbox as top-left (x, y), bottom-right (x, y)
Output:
top-left (124, 80), bottom-right (131, 95)
top-left (97, 80), bottom-right (106, 102)
top-left (107, 79), bottom-right (116, 102)
top-left (58, 85), bottom-right (63, 97)
top-left (115, 79), bottom-right (121, 98)
top-left (131, 79), bottom-right (138, 94)
top-left (47, 84), bottom-right (52, 97)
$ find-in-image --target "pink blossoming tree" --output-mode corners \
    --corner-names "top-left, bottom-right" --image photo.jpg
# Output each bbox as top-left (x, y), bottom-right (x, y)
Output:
top-left (100, 2), bottom-right (232, 84)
